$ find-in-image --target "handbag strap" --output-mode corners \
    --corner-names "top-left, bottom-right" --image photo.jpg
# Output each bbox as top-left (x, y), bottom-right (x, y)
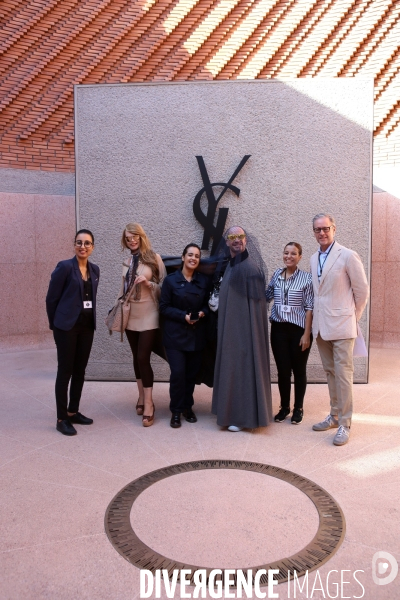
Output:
top-left (122, 279), bottom-right (136, 303)
top-left (124, 263), bottom-right (147, 302)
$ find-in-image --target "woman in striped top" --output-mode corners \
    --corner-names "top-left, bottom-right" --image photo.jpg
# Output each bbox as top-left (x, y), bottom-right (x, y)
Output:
top-left (266, 242), bottom-right (314, 424)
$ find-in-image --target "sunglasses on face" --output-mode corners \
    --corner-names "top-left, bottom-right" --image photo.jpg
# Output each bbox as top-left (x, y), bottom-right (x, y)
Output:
top-left (125, 235), bottom-right (140, 243)
top-left (227, 234), bottom-right (246, 241)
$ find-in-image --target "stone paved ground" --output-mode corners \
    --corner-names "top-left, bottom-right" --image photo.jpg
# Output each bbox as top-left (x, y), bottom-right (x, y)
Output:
top-left (0, 346), bottom-right (399, 599)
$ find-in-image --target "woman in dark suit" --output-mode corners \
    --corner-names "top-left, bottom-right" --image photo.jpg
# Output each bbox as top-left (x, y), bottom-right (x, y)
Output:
top-left (46, 229), bottom-right (99, 436)
top-left (160, 244), bottom-right (211, 428)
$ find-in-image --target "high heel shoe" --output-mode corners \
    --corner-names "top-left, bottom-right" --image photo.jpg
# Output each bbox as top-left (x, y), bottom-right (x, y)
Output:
top-left (136, 399), bottom-right (144, 415)
top-left (142, 404), bottom-right (155, 427)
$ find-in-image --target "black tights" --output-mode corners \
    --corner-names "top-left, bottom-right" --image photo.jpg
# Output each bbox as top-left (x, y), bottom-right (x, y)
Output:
top-left (270, 321), bottom-right (312, 410)
top-left (125, 329), bottom-right (157, 387)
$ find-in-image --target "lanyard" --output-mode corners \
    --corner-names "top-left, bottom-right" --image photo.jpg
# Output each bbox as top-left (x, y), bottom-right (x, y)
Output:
top-left (83, 278), bottom-right (92, 309)
top-left (318, 242), bottom-right (335, 278)
top-left (282, 269), bottom-right (296, 304)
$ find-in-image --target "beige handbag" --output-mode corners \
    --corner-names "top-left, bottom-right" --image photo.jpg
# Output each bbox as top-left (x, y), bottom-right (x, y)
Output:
top-left (105, 281), bottom-right (136, 342)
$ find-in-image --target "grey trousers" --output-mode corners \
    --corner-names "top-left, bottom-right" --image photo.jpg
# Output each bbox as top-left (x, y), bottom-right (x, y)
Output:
top-left (316, 335), bottom-right (355, 428)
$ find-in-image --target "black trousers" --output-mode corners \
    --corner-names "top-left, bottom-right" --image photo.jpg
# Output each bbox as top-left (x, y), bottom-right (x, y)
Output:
top-left (270, 321), bottom-right (312, 410)
top-left (165, 348), bottom-right (202, 414)
top-left (53, 323), bottom-right (94, 420)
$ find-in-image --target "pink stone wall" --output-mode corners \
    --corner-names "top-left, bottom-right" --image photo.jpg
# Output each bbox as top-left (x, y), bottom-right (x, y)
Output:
top-left (370, 191), bottom-right (400, 347)
top-left (0, 189), bottom-right (398, 351)
top-left (0, 192), bottom-right (75, 351)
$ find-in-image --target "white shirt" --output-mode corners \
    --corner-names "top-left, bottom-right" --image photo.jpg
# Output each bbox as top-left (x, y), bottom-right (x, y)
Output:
top-left (318, 241), bottom-right (335, 280)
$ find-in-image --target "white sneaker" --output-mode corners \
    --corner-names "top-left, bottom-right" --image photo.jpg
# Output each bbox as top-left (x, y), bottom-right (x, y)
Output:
top-left (312, 414), bottom-right (339, 431)
top-left (228, 425), bottom-right (243, 432)
top-left (333, 425), bottom-right (350, 446)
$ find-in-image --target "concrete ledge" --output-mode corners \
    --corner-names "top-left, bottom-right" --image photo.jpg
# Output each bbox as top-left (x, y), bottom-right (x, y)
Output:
top-left (85, 357), bottom-right (367, 383)
top-left (0, 168), bottom-right (75, 196)
top-left (0, 333), bottom-right (54, 354)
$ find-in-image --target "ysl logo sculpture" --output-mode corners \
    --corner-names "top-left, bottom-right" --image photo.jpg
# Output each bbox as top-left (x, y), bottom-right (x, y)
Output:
top-left (193, 155), bottom-right (251, 254)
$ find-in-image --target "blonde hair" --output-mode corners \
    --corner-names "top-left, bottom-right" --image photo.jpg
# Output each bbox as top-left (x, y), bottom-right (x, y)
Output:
top-left (122, 223), bottom-right (160, 282)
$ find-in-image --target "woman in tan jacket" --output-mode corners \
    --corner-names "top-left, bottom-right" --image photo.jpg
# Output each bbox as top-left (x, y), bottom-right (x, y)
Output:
top-left (120, 223), bottom-right (166, 427)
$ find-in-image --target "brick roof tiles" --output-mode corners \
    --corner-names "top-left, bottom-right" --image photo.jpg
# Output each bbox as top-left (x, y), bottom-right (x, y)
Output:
top-left (0, 0), bottom-right (399, 172)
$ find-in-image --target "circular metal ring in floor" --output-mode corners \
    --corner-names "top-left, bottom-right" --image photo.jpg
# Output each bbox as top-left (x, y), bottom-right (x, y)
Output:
top-left (105, 460), bottom-right (345, 586)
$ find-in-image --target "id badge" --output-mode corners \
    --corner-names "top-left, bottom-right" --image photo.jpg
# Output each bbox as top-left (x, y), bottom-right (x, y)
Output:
top-left (83, 301), bottom-right (93, 309)
top-left (281, 305), bottom-right (291, 314)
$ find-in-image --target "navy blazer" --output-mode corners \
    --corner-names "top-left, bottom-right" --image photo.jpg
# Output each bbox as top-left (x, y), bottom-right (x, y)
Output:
top-left (46, 256), bottom-right (100, 331)
top-left (159, 270), bottom-right (211, 352)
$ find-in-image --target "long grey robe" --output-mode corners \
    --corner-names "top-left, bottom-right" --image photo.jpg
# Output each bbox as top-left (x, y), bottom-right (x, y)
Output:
top-left (211, 256), bottom-right (272, 428)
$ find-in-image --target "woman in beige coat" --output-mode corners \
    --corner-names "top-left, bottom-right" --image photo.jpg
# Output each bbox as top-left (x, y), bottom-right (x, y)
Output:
top-left (120, 223), bottom-right (166, 427)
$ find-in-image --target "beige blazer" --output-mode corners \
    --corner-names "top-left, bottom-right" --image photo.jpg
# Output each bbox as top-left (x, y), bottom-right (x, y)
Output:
top-left (310, 242), bottom-right (369, 341)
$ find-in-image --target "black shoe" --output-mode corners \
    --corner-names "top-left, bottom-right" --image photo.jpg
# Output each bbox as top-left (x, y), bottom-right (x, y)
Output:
top-left (170, 413), bottom-right (181, 428)
top-left (68, 412), bottom-right (93, 425)
top-left (274, 407), bottom-right (290, 422)
top-left (182, 408), bottom-right (197, 423)
top-left (56, 419), bottom-right (77, 436)
top-left (291, 408), bottom-right (304, 424)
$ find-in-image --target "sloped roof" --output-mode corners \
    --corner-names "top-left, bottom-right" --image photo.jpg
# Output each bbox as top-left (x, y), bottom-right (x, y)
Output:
top-left (1, 0), bottom-right (399, 172)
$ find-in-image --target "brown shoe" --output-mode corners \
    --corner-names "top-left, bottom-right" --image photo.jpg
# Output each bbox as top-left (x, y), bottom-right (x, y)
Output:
top-left (142, 404), bottom-right (155, 427)
top-left (136, 399), bottom-right (144, 415)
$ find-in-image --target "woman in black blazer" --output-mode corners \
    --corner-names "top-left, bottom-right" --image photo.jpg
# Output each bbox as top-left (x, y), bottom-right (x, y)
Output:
top-left (46, 229), bottom-right (99, 436)
top-left (160, 244), bottom-right (211, 429)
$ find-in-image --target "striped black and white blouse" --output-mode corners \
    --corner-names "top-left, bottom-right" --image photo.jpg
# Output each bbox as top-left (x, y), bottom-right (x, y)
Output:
top-left (265, 268), bottom-right (314, 328)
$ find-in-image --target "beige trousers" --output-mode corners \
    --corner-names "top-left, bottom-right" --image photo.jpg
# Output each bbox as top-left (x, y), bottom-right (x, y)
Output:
top-left (316, 335), bottom-right (355, 428)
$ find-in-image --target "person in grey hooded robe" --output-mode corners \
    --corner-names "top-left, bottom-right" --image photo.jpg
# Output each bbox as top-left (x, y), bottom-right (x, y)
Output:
top-left (211, 226), bottom-right (273, 431)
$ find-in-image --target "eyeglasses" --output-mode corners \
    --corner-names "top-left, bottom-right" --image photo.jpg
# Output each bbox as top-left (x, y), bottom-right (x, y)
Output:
top-left (313, 226), bottom-right (333, 234)
top-left (75, 240), bottom-right (93, 248)
top-left (125, 235), bottom-right (140, 243)
top-left (227, 234), bottom-right (246, 241)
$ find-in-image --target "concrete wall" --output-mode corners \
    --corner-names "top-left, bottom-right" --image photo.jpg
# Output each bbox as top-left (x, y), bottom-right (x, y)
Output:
top-left (0, 169), bottom-right (75, 351)
top-left (75, 79), bottom-right (373, 382)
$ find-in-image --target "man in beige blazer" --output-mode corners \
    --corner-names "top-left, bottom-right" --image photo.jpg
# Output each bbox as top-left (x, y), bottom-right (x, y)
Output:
top-left (310, 213), bottom-right (369, 445)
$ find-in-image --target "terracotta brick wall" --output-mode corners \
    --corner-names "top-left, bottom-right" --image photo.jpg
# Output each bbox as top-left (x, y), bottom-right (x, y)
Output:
top-left (1, 0), bottom-right (399, 172)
